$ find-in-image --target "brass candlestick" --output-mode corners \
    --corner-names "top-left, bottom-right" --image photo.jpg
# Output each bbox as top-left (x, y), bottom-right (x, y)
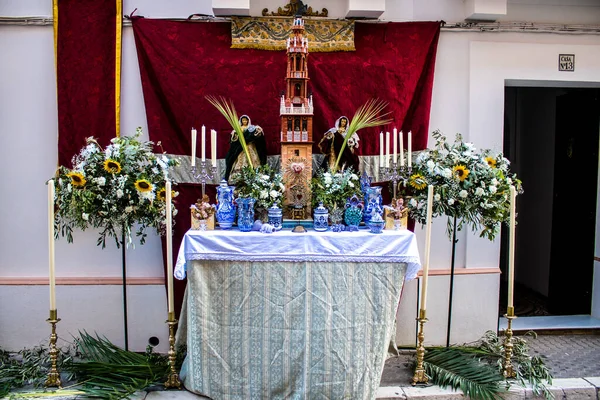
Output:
top-left (45, 309), bottom-right (61, 388)
top-left (164, 312), bottom-right (182, 389)
top-left (411, 309), bottom-right (429, 385)
top-left (502, 306), bottom-right (517, 379)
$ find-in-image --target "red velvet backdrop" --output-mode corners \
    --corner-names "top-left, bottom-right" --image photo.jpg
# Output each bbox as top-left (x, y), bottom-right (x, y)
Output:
top-left (132, 18), bottom-right (440, 318)
top-left (57, 0), bottom-right (118, 167)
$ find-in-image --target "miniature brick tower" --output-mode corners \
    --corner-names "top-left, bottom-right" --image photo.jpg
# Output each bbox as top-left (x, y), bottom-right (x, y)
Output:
top-left (280, 17), bottom-right (314, 219)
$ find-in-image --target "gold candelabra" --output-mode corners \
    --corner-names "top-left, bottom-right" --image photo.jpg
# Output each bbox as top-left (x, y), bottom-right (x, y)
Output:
top-left (502, 306), bottom-right (517, 378)
top-left (411, 309), bottom-right (429, 385)
top-left (45, 309), bottom-right (61, 388)
top-left (164, 312), bottom-right (182, 389)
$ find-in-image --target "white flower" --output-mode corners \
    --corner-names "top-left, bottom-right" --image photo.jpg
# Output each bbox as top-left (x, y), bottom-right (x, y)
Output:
top-left (434, 193), bottom-right (441, 201)
top-left (125, 206), bottom-right (133, 213)
top-left (67, 184), bottom-right (72, 193)
top-left (350, 174), bottom-right (359, 181)
top-left (507, 178), bottom-right (512, 184)
top-left (442, 168), bottom-right (452, 179)
top-left (475, 187), bottom-right (485, 196)
top-left (279, 183), bottom-right (285, 190)
top-left (459, 190), bottom-right (468, 198)
top-left (139, 190), bottom-right (155, 201)
top-left (116, 189), bottom-right (124, 198)
top-left (491, 178), bottom-right (498, 186)
top-left (324, 175), bottom-right (333, 185)
top-left (448, 198), bottom-right (455, 205)
top-left (261, 174), bottom-right (270, 181)
top-left (270, 190), bottom-right (279, 198)
top-left (348, 181), bottom-right (355, 188)
top-left (82, 213), bottom-right (89, 221)
top-left (94, 177), bottom-right (106, 186)
top-left (426, 160), bottom-right (435, 171)
top-left (260, 190), bottom-right (268, 199)
top-left (409, 198), bottom-right (418, 207)
top-left (489, 186), bottom-right (497, 194)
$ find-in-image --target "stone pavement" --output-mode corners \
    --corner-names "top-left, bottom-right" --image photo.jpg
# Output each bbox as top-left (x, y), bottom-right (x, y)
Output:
top-left (11, 334), bottom-right (600, 400)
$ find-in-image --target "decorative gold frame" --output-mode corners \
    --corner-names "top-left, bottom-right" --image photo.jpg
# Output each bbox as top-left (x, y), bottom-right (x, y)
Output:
top-left (262, 0), bottom-right (328, 17)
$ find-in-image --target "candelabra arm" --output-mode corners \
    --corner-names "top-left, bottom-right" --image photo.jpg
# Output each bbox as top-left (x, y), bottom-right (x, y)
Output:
top-left (164, 312), bottom-right (182, 389)
top-left (412, 309), bottom-right (429, 386)
top-left (45, 309), bottom-right (62, 388)
top-left (502, 307), bottom-right (517, 379)
top-left (190, 162), bottom-right (218, 197)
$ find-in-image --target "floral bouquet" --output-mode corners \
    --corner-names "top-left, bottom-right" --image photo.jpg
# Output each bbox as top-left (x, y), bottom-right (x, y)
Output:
top-left (407, 131), bottom-right (522, 241)
top-left (311, 169), bottom-right (362, 213)
top-left (236, 165), bottom-right (285, 210)
top-left (53, 128), bottom-right (179, 248)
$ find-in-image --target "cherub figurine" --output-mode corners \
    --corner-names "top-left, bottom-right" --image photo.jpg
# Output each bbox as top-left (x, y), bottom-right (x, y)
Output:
top-left (224, 115), bottom-right (267, 182)
top-left (318, 116), bottom-right (360, 172)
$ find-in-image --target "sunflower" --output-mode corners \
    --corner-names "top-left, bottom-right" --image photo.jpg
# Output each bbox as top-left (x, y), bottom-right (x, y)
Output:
top-left (409, 173), bottom-right (427, 190)
top-left (157, 188), bottom-right (177, 201)
top-left (134, 179), bottom-right (153, 192)
top-left (485, 156), bottom-right (497, 168)
top-left (67, 172), bottom-right (86, 187)
top-left (103, 159), bottom-right (122, 174)
top-left (453, 165), bottom-right (470, 181)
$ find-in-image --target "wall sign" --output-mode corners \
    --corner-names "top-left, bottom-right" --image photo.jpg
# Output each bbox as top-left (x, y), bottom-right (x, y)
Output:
top-left (559, 54), bottom-right (575, 72)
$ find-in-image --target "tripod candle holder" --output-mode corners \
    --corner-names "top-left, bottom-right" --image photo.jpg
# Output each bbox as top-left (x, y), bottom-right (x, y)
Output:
top-left (411, 309), bottom-right (429, 385)
top-left (164, 312), bottom-right (182, 389)
top-left (502, 306), bottom-right (517, 378)
top-left (45, 309), bottom-right (61, 388)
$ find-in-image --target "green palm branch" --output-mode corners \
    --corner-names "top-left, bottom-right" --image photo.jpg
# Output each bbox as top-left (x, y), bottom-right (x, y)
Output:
top-left (423, 347), bottom-right (506, 400)
top-left (333, 98), bottom-right (391, 173)
top-left (206, 96), bottom-right (254, 169)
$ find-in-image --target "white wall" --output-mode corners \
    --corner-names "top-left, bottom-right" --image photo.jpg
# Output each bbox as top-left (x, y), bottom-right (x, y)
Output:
top-left (2, 0), bottom-right (600, 350)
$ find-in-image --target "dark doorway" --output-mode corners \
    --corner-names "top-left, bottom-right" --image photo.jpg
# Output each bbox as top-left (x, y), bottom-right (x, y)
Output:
top-left (501, 87), bottom-right (599, 317)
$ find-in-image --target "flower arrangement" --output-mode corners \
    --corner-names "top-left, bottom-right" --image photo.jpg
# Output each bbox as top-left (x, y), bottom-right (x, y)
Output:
top-left (190, 195), bottom-right (215, 220)
top-left (407, 131), bottom-right (522, 241)
top-left (53, 128), bottom-right (179, 248)
top-left (236, 165), bottom-right (285, 210)
top-left (311, 169), bottom-right (362, 212)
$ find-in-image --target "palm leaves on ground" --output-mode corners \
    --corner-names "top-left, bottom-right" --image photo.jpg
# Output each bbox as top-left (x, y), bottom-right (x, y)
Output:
top-left (206, 96), bottom-right (253, 168)
top-left (422, 331), bottom-right (553, 400)
top-left (333, 99), bottom-right (391, 173)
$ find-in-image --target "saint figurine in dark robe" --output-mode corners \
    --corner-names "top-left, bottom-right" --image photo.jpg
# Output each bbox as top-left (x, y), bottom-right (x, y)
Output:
top-left (224, 115), bottom-right (267, 182)
top-left (318, 116), bottom-right (360, 172)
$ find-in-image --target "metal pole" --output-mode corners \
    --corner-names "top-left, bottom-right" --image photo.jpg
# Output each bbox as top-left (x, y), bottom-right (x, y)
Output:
top-left (446, 216), bottom-right (457, 347)
top-left (122, 230), bottom-right (129, 351)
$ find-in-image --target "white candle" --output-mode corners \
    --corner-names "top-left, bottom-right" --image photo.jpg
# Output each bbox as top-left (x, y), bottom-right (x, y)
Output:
top-left (385, 131), bottom-right (390, 168)
top-left (421, 185), bottom-right (434, 310)
top-left (407, 131), bottom-right (412, 168)
top-left (211, 129), bottom-right (217, 167)
top-left (507, 185), bottom-right (516, 311)
top-left (379, 131), bottom-right (384, 168)
top-left (165, 181), bottom-right (174, 314)
top-left (48, 179), bottom-right (56, 311)
top-left (191, 128), bottom-right (197, 167)
top-left (393, 128), bottom-right (398, 164)
top-left (201, 125), bottom-right (206, 162)
top-left (399, 130), bottom-right (405, 167)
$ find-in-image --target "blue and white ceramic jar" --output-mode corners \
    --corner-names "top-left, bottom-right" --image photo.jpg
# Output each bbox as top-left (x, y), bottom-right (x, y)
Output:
top-left (364, 186), bottom-right (383, 224)
top-left (216, 180), bottom-right (236, 230)
top-left (313, 202), bottom-right (329, 232)
top-left (344, 195), bottom-right (364, 232)
top-left (268, 204), bottom-right (283, 231)
top-left (237, 197), bottom-right (256, 232)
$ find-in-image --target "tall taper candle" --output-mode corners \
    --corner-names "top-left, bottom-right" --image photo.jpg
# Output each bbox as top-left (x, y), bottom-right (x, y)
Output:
top-left (191, 128), bottom-right (197, 167)
top-left (165, 181), bottom-right (174, 314)
top-left (48, 179), bottom-right (56, 310)
top-left (507, 186), bottom-right (516, 310)
top-left (407, 131), bottom-right (412, 168)
top-left (379, 132), bottom-right (384, 168)
top-left (399, 130), bottom-right (405, 167)
top-left (393, 128), bottom-right (398, 164)
top-left (201, 125), bottom-right (206, 162)
top-left (385, 131), bottom-right (390, 168)
top-left (211, 129), bottom-right (217, 167)
top-left (421, 185), bottom-right (434, 310)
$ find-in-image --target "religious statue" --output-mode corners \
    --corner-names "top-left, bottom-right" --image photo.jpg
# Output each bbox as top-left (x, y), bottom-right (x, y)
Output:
top-left (224, 115), bottom-right (267, 182)
top-left (318, 116), bottom-right (360, 172)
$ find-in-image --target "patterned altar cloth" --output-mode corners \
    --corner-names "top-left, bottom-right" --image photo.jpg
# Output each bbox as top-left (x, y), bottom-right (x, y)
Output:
top-left (175, 229), bottom-right (421, 400)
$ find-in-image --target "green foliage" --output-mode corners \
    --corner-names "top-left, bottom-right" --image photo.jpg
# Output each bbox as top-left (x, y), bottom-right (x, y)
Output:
top-left (235, 165), bottom-right (285, 210)
top-left (311, 168), bottom-right (361, 211)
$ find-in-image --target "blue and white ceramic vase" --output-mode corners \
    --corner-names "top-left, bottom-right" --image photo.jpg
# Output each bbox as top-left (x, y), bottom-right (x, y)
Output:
top-left (216, 180), bottom-right (236, 230)
top-left (344, 195), bottom-right (364, 232)
top-left (237, 197), bottom-right (256, 232)
top-left (268, 204), bottom-right (283, 231)
top-left (313, 202), bottom-right (329, 232)
top-left (363, 186), bottom-right (383, 224)
top-left (368, 212), bottom-right (385, 234)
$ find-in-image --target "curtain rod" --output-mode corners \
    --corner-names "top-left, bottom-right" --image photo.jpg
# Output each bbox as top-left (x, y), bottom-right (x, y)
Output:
top-left (1, 16), bottom-right (599, 35)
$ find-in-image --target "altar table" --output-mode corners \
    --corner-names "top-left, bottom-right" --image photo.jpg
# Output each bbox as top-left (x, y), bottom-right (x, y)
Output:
top-left (175, 229), bottom-right (420, 400)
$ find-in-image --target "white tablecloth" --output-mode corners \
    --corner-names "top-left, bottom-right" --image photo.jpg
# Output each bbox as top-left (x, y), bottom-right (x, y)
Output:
top-left (175, 228), bottom-right (421, 281)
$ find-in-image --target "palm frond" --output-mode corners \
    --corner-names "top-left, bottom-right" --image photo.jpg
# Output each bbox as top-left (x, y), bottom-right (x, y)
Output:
top-left (206, 96), bottom-right (254, 169)
top-left (333, 98), bottom-right (391, 172)
top-left (423, 347), bottom-right (505, 400)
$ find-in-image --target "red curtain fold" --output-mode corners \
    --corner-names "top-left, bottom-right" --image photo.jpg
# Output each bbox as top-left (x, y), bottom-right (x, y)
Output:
top-left (56, 0), bottom-right (118, 167)
top-left (132, 18), bottom-right (440, 158)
